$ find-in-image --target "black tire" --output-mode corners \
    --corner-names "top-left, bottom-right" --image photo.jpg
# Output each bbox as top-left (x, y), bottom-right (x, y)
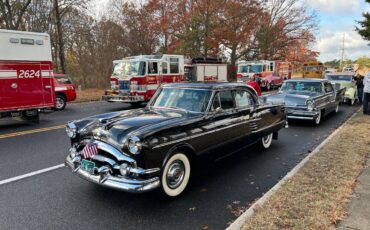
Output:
top-left (160, 152), bottom-right (191, 197)
top-left (55, 95), bottom-right (67, 111)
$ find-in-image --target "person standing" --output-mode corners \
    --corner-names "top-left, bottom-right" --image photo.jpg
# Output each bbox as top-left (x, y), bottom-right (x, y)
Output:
top-left (363, 72), bottom-right (370, 115)
top-left (355, 74), bottom-right (364, 104)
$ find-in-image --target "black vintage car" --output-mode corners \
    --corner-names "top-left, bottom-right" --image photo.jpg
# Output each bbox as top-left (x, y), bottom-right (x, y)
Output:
top-left (65, 82), bottom-right (286, 197)
top-left (264, 79), bottom-right (345, 125)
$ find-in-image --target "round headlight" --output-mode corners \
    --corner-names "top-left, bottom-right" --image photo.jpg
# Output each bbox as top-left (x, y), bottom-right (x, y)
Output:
top-left (66, 122), bottom-right (77, 138)
top-left (127, 136), bottom-right (142, 155)
top-left (306, 100), bottom-right (314, 111)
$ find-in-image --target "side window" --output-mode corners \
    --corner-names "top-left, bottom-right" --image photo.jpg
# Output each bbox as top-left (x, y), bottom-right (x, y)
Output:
top-left (219, 90), bottom-right (235, 110)
top-left (324, 82), bottom-right (333, 93)
top-left (161, 62), bottom-right (168, 74)
top-left (235, 90), bottom-right (255, 108)
top-left (148, 62), bottom-right (158, 74)
top-left (270, 62), bottom-right (274, 71)
top-left (169, 58), bottom-right (179, 74)
top-left (212, 93), bottom-right (221, 111)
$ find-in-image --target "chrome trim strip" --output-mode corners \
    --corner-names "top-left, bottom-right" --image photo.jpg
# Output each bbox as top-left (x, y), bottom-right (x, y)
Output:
top-left (287, 115), bottom-right (315, 120)
top-left (152, 117), bottom-right (262, 149)
top-left (251, 120), bottom-right (285, 134)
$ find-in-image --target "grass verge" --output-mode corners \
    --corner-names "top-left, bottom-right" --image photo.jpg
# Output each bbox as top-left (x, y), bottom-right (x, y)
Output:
top-left (241, 110), bottom-right (370, 229)
top-left (73, 89), bottom-right (105, 103)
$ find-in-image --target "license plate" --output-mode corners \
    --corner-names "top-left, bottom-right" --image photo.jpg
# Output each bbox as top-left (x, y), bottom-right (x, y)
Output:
top-left (81, 159), bottom-right (95, 173)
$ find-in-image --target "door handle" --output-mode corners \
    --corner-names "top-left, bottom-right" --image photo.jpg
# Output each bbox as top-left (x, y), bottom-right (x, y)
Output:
top-left (45, 85), bottom-right (52, 89)
top-left (11, 83), bottom-right (17, 89)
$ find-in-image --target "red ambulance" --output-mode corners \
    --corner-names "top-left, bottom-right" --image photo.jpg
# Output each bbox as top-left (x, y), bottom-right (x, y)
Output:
top-left (0, 30), bottom-right (55, 123)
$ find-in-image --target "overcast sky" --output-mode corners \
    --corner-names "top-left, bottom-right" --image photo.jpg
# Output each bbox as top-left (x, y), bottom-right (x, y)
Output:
top-left (307, 0), bottom-right (370, 62)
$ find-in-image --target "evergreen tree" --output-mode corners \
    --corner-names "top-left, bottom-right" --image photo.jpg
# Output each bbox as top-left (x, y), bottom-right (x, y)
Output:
top-left (356, 0), bottom-right (370, 44)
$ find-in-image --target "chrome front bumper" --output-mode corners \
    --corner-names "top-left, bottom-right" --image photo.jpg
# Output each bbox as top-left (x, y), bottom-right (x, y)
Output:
top-left (65, 149), bottom-right (160, 193)
top-left (286, 109), bottom-right (319, 120)
top-left (102, 95), bottom-right (144, 103)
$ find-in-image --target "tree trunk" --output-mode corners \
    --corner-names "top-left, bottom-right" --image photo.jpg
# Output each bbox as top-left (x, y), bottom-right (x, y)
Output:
top-left (54, 0), bottom-right (66, 74)
top-left (229, 45), bottom-right (237, 82)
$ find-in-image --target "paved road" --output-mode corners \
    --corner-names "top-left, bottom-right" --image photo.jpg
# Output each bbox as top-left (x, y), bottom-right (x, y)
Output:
top-left (0, 101), bottom-right (359, 230)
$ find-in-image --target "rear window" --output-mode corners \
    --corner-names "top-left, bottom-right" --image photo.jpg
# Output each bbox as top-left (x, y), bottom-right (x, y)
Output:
top-left (55, 76), bottom-right (72, 84)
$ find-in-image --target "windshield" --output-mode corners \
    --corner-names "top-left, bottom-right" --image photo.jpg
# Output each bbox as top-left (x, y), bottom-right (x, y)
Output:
top-left (238, 64), bottom-right (263, 73)
top-left (326, 75), bottom-right (352, 82)
top-left (304, 66), bottom-right (322, 71)
top-left (151, 88), bottom-right (212, 113)
top-left (55, 75), bottom-right (72, 84)
top-left (280, 81), bottom-right (323, 93)
top-left (112, 61), bottom-right (146, 76)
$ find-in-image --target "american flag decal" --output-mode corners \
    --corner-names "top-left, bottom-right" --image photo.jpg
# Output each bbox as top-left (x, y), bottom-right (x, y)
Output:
top-left (81, 143), bottom-right (98, 159)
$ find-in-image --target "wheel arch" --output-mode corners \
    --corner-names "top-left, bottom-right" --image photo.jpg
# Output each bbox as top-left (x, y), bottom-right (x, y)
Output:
top-left (162, 143), bottom-right (196, 168)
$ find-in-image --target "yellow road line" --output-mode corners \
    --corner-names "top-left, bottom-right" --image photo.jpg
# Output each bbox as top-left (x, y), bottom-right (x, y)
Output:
top-left (0, 125), bottom-right (65, 139)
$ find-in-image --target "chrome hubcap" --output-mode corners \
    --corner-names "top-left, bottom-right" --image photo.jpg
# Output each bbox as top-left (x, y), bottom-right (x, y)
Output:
top-left (166, 160), bottom-right (185, 189)
top-left (56, 98), bottom-right (64, 109)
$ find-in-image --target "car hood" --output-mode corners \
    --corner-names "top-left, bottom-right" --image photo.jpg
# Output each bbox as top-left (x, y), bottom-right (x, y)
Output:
top-left (73, 108), bottom-right (200, 146)
top-left (264, 91), bottom-right (319, 106)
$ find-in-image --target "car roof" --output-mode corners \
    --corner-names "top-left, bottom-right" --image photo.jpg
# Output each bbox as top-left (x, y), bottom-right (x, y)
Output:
top-left (326, 72), bottom-right (354, 76)
top-left (285, 78), bottom-right (327, 83)
top-left (161, 82), bottom-right (255, 90)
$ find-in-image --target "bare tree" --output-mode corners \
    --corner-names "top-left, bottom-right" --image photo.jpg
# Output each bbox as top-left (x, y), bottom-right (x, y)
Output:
top-left (251, 0), bottom-right (317, 60)
top-left (0, 0), bottom-right (32, 30)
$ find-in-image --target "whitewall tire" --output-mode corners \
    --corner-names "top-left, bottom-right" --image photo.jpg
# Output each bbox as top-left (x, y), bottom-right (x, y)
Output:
top-left (335, 103), bottom-right (339, 113)
top-left (161, 153), bottom-right (191, 197)
top-left (314, 110), bottom-right (322, 125)
top-left (260, 133), bottom-right (273, 149)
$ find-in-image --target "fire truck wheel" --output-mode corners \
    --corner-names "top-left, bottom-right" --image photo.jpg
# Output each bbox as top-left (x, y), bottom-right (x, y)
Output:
top-left (129, 102), bottom-right (142, 108)
top-left (265, 82), bottom-right (271, 91)
top-left (55, 95), bottom-right (67, 111)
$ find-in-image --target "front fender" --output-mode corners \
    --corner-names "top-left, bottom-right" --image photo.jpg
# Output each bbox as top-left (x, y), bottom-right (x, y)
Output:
top-left (345, 87), bottom-right (357, 99)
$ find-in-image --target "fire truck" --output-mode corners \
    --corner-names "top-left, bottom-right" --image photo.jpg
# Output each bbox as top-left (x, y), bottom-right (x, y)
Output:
top-left (102, 55), bottom-right (227, 105)
top-left (0, 30), bottom-right (55, 123)
top-left (236, 60), bottom-right (292, 90)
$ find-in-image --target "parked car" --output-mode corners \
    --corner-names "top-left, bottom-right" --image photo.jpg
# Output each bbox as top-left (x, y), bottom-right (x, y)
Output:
top-left (325, 72), bottom-right (357, 105)
top-left (53, 73), bottom-right (77, 110)
top-left (264, 79), bottom-right (345, 125)
top-left (65, 82), bottom-right (286, 197)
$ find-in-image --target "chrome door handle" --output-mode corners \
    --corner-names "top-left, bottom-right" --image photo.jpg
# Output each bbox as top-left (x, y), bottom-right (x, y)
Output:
top-left (11, 83), bottom-right (17, 89)
top-left (45, 85), bottom-right (52, 89)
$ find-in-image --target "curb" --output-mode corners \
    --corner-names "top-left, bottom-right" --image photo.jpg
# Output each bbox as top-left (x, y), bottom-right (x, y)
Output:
top-left (227, 107), bottom-right (362, 230)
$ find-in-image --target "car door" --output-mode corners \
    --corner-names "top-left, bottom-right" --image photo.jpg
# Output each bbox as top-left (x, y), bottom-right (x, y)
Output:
top-left (191, 89), bottom-right (244, 156)
top-left (323, 81), bottom-right (336, 113)
top-left (234, 89), bottom-right (256, 144)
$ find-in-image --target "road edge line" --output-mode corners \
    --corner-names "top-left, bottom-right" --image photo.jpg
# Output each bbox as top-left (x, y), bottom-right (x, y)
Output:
top-left (227, 108), bottom-right (361, 230)
top-left (0, 164), bottom-right (65, 186)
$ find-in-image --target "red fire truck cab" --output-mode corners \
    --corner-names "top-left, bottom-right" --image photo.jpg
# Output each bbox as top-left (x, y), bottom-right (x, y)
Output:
top-left (102, 55), bottom-right (228, 106)
top-left (0, 29), bottom-right (55, 123)
top-left (237, 60), bottom-right (292, 90)
top-left (102, 54), bottom-right (185, 106)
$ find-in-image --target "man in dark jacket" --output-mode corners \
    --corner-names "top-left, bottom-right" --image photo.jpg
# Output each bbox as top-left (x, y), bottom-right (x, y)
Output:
top-left (355, 74), bottom-right (364, 104)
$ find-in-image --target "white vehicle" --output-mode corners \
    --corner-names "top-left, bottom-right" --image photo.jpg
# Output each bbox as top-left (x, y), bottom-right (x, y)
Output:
top-left (184, 57), bottom-right (227, 82)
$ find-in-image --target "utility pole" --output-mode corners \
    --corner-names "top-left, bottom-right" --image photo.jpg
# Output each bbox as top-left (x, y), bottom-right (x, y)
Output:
top-left (339, 33), bottom-right (345, 71)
